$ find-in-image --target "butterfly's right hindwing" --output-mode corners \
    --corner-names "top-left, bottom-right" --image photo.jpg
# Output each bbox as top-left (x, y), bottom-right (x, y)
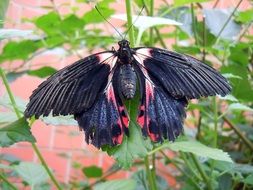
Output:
top-left (25, 51), bottom-right (116, 118)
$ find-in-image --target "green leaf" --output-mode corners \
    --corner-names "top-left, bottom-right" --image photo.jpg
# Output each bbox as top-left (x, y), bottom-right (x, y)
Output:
top-left (13, 162), bottom-right (49, 186)
top-left (105, 87), bottom-right (152, 168)
top-left (112, 14), bottom-right (182, 32)
top-left (244, 174), bottom-right (253, 185)
top-left (217, 94), bottom-right (238, 102)
top-left (0, 112), bottom-right (17, 124)
top-left (228, 103), bottom-right (253, 112)
top-left (82, 166), bottom-right (103, 178)
top-left (228, 42), bottom-right (250, 66)
top-left (218, 174), bottom-right (232, 190)
top-left (83, 0), bottom-right (115, 24)
top-left (236, 9), bottom-right (253, 23)
top-left (6, 71), bottom-right (27, 83)
top-left (60, 14), bottom-right (85, 35)
top-left (174, 0), bottom-right (210, 6)
top-left (132, 170), bottom-right (168, 190)
top-left (0, 117), bottom-right (36, 147)
top-left (0, 94), bottom-right (26, 112)
top-left (35, 12), bottom-right (61, 35)
top-left (0, 0), bottom-right (9, 28)
top-left (214, 161), bottom-right (253, 174)
top-left (94, 179), bottom-right (136, 190)
top-left (0, 40), bottom-right (40, 63)
top-left (27, 66), bottom-right (57, 78)
top-left (203, 9), bottom-right (242, 40)
top-left (221, 65), bottom-right (253, 102)
top-left (107, 121), bottom-right (152, 168)
top-left (41, 115), bottom-right (77, 126)
top-left (162, 140), bottom-right (233, 162)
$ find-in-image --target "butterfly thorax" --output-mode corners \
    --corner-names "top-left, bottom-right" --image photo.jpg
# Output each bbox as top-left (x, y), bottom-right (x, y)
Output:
top-left (117, 40), bottom-right (136, 99)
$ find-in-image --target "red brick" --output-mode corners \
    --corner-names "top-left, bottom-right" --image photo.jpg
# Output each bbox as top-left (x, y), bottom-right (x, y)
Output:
top-left (70, 151), bottom-right (100, 181)
top-left (21, 6), bottom-right (47, 20)
top-left (0, 147), bottom-right (35, 161)
top-left (53, 126), bottom-right (84, 149)
top-left (31, 120), bottom-right (54, 148)
top-left (10, 75), bottom-right (43, 99)
top-left (13, 0), bottom-right (40, 6)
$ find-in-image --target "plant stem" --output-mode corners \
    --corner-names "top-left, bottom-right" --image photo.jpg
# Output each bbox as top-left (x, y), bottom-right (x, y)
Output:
top-left (149, 0), bottom-right (154, 45)
top-left (214, 0), bottom-right (243, 45)
top-left (0, 172), bottom-right (18, 190)
top-left (223, 117), bottom-right (253, 152)
top-left (0, 68), bottom-right (63, 190)
top-left (213, 97), bottom-right (218, 148)
top-left (125, 0), bottom-right (135, 47)
top-left (191, 3), bottom-right (198, 46)
top-left (190, 153), bottom-right (213, 190)
top-left (0, 68), bottom-right (21, 118)
top-left (160, 151), bottom-right (201, 190)
top-left (144, 156), bottom-right (157, 190)
top-left (142, 4), bottom-right (167, 48)
top-left (151, 154), bottom-right (157, 189)
top-left (180, 152), bottom-right (202, 180)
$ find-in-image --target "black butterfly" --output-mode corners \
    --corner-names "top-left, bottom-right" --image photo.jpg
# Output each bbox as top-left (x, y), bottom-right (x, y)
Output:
top-left (25, 39), bottom-right (231, 148)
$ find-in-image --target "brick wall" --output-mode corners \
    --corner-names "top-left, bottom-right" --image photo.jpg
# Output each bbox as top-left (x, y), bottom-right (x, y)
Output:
top-left (0, 0), bottom-right (251, 188)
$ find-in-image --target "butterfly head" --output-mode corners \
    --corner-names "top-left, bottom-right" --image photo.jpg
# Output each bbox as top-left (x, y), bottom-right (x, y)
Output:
top-left (118, 40), bottom-right (130, 48)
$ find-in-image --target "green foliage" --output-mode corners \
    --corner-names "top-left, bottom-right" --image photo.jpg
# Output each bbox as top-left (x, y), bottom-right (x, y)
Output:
top-left (107, 121), bottom-right (152, 168)
top-left (0, 0), bottom-right (253, 190)
top-left (27, 66), bottom-right (57, 78)
top-left (82, 166), bottom-right (103, 178)
top-left (236, 9), bottom-right (253, 23)
top-left (174, 0), bottom-right (210, 7)
top-left (82, 0), bottom-right (115, 24)
top-left (94, 179), bottom-right (136, 190)
top-left (0, 117), bottom-right (36, 147)
top-left (0, 0), bottom-right (9, 28)
top-left (162, 140), bottom-right (233, 162)
top-left (13, 162), bottom-right (49, 186)
top-left (0, 40), bottom-right (41, 63)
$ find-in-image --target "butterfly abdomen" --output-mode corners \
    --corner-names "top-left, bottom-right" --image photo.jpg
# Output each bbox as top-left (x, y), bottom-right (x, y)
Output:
top-left (119, 64), bottom-right (136, 99)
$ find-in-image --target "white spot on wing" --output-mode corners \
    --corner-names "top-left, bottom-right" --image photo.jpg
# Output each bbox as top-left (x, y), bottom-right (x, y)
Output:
top-left (136, 48), bottom-right (152, 56)
top-left (98, 52), bottom-right (117, 68)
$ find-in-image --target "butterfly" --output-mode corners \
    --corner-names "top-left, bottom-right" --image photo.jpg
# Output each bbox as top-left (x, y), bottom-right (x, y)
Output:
top-left (25, 39), bottom-right (231, 148)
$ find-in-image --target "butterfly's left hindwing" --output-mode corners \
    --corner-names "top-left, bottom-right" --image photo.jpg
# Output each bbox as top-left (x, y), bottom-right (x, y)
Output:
top-left (74, 66), bottom-right (129, 148)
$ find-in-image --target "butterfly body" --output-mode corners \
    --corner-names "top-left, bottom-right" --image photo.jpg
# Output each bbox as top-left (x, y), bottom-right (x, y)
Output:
top-left (25, 40), bottom-right (231, 148)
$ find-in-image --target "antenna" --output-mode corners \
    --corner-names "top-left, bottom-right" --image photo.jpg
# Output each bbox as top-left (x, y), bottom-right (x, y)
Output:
top-left (95, 6), bottom-right (124, 39)
top-left (123, 6), bottom-right (145, 39)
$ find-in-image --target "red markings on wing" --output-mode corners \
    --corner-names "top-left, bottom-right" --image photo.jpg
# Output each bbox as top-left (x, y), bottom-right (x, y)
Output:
top-left (107, 83), bottom-right (129, 145)
top-left (134, 49), bottom-right (161, 142)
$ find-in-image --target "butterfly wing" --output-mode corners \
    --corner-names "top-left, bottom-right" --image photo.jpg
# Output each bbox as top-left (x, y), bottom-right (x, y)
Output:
top-left (25, 51), bottom-right (117, 118)
top-left (74, 66), bottom-right (129, 148)
top-left (133, 47), bottom-right (231, 99)
top-left (25, 52), bottom-right (129, 148)
top-left (133, 47), bottom-right (231, 142)
top-left (133, 61), bottom-right (187, 142)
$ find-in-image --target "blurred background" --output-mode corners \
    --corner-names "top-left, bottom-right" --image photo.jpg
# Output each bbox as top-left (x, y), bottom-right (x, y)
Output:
top-left (0, 0), bottom-right (252, 190)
